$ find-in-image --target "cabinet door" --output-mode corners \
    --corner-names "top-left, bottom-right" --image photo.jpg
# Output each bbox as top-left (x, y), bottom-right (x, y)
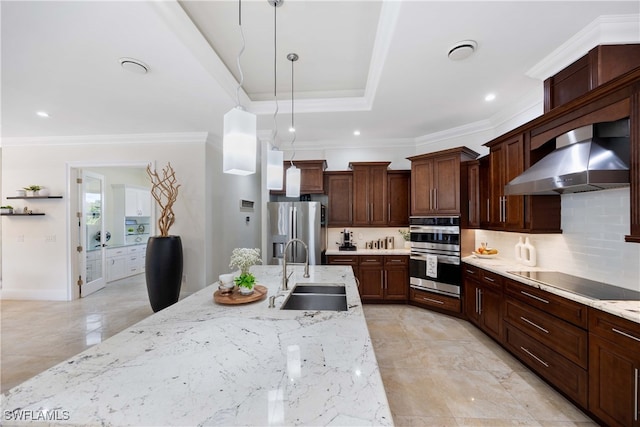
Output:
top-left (359, 256), bottom-right (384, 300)
top-left (464, 161), bottom-right (480, 228)
top-left (411, 158), bottom-right (434, 216)
top-left (369, 166), bottom-right (388, 225)
top-left (107, 256), bottom-right (127, 282)
top-left (137, 189), bottom-right (152, 217)
top-left (387, 171), bottom-right (410, 227)
top-left (479, 286), bottom-right (503, 341)
top-left (503, 136), bottom-right (525, 229)
top-left (124, 188), bottom-right (139, 217)
top-left (432, 155), bottom-right (460, 214)
top-left (352, 167), bottom-right (370, 225)
top-left (325, 173), bottom-right (353, 226)
top-left (384, 256), bottom-right (408, 300)
top-left (464, 279), bottom-right (480, 324)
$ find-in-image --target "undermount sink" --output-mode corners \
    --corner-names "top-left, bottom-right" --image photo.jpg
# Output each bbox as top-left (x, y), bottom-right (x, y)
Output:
top-left (281, 283), bottom-right (348, 311)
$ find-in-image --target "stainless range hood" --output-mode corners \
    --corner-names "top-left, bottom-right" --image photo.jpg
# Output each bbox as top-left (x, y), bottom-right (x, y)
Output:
top-left (504, 119), bottom-right (630, 196)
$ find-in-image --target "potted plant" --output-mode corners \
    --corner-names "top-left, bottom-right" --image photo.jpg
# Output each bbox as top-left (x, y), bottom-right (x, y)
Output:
top-left (398, 229), bottom-right (411, 249)
top-left (23, 185), bottom-right (41, 197)
top-left (1, 205), bottom-right (13, 214)
top-left (229, 248), bottom-right (262, 295)
top-left (145, 162), bottom-right (182, 312)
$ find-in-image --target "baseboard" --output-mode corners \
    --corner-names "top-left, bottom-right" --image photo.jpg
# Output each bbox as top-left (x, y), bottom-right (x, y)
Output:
top-left (0, 288), bottom-right (69, 301)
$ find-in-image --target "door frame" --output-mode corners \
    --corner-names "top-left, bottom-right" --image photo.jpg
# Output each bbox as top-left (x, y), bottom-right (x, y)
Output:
top-left (66, 160), bottom-right (154, 300)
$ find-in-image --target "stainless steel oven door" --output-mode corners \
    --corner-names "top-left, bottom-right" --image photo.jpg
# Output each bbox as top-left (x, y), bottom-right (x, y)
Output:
top-left (410, 251), bottom-right (461, 297)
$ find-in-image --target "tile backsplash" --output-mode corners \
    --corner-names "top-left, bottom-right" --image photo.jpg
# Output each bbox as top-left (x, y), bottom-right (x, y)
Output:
top-left (328, 228), bottom-right (410, 251)
top-left (476, 188), bottom-right (640, 292)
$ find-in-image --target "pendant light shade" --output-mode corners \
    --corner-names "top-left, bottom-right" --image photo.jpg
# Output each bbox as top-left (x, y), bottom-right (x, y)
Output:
top-left (286, 164), bottom-right (301, 197)
top-left (266, 148), bottom-right (284, 190)
top-left (223, 107), bottom-right (257, 175)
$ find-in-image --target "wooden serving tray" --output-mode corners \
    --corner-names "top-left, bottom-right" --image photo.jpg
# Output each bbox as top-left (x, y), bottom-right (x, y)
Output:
top-left (213, 284), bottom-right (268, 305)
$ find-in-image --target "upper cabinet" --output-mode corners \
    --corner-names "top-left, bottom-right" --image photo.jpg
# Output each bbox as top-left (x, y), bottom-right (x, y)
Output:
top-left (324, 167), bottom-right (410, 227)
top-left (387, 170), bottom-right (411, 227)
top-left (113, 185), bottom-right (152, 217)
top-left (350, 162), bottom-right (390, 226)
top-left (324, 172), bottom-right (353, 227)
top-left (408, 147), bottom-right (479, 216)
top-left (270, 160), bottom-right (327, 195)
top-left (544, 44), bottom-right (640, 112)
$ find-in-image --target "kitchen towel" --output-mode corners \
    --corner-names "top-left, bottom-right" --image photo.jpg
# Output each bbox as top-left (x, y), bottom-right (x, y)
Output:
top-left (426, 254), bottom-right (438, 278)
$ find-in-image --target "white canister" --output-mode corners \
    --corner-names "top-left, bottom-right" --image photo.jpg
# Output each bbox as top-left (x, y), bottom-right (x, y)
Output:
top-left (521, 237), bottom-right (537, 267)
top-left (16, 189), bottom-right (26, 197)
top-left (515, 236), bottom-right (524, 264)
top-left (219, 273), bottom-right (235, 289)
top-left (38, 188), bottom-right (50, 197)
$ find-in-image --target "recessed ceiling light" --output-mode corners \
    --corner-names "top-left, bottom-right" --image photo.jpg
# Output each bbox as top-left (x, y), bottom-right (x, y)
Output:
top-left (36, 111), bottom-right (50, 118)
top-left (353, 130), bottom-right (361, 136)
top-left (119, 57), bottom-right (149, 74)
top-left (448, 40), bottom-right (477, 61)
top-left (485, 93), bottom-right (496, 102)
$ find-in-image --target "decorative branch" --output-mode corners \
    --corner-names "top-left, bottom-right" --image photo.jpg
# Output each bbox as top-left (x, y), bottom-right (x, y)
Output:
top-left (147, 162), bottom-right (181, 237)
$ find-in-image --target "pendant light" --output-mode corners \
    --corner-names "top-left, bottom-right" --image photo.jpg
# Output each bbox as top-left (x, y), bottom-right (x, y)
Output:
top-left (223, 0), bottom-right (257, 176)
top-left (285, 53), bottom-right (300, 198)
top-left (266, 0), bottom-right (284, 190)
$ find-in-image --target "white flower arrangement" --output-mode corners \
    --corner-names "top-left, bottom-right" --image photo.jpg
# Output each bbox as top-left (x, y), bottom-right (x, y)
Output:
top-left (229, 248), bottom-right (262, 289)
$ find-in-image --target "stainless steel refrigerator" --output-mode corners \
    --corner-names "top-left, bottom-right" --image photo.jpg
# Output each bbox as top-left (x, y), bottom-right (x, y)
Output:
top-left (267, 202), bottom-right (325, 265)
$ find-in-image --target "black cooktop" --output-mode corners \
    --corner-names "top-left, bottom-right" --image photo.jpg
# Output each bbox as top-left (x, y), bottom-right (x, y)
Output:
top-left (507, 271), bottom-right (640, 301)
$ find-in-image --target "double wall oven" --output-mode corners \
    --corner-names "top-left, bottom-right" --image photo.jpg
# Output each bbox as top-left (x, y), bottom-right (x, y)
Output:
top-left (409, 216), bottom-right (462, 298)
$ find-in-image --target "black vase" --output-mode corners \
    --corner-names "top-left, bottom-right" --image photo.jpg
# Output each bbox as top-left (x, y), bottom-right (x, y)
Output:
top-left (145, 235), bottom-right (183, 312)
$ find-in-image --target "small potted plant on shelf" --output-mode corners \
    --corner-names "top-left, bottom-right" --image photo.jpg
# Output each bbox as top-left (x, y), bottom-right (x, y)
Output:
top-left (229, 248), bottom-right (262, 295)
top-left (23, 185), bottom-right (41, 197)
top-left (1, 205), bottom-right (14, 214)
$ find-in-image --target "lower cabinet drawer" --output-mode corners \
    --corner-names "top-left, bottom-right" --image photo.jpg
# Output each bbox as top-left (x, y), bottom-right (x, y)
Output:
top-left (505, 298), bottom-right (588, 368)
top-left (504, 323), bottom-right (588, 407)
top-left (410, 288), bottom-right (460, 313)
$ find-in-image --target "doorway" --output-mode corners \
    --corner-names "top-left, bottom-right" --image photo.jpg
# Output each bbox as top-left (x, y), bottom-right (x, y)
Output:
top-left (68, 162), bottom-right (152, 300)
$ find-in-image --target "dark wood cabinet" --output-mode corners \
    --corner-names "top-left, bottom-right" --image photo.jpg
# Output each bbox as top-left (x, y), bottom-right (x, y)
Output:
top-left (358, 256), bottom-right (385, 300)
top-left (461, 160), bottom-right (480, 228)
top-left (383, 255), bottom-right (409, 301)
top-left (270, 160), bottom-right (327, 195)
top-left (325, 172), bottom-right (353, 227)
top-left (488, 134), bottom-right (525, 230)
top-left (408, 147), bottom-right (479, 216)
top-left (503, 278), bottom-right (589, 408)
top-left (544, 44), bottom-right (640, 112)
top-left (350, 162), bottom-right (389, 226)
top-left (326, 254), bottom-right (408, 302)
top-left (387, 170), bottom-right (410, 227)
top-left (589, 308), bottom-right (640, 427)
top-left (463, 265), bottom-right (503, 342)
top-left (410, 287), bottom-right (461, 313)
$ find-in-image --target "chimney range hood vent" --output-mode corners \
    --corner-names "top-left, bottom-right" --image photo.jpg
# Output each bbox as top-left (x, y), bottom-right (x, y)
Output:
top-left (504, 119), bottom-right (630, 196)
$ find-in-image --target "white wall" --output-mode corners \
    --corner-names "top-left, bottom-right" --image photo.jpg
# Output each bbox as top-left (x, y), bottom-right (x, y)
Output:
top-left (476, 188), bottom-right (640, 292)
top-left (0, 133), bottom-right (262, 301)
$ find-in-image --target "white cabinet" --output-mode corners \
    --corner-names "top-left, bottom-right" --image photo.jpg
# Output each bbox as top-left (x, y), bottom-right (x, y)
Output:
top-left (106, 244), bottom-right (146, 282)
top-left (123, 187), bottom-right (152, 217)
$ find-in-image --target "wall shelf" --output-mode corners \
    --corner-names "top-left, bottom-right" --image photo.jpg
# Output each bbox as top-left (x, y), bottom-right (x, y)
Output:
top-left (6, 196), bottom-right (63, 199)
top-left (1, 213), bottom-right (46, 216)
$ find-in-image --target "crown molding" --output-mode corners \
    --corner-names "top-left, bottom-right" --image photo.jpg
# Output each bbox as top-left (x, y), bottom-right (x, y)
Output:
top-left (1, 132), bottom-right (208, 147)
top-left (526, 14), bottom-right (640, 81)
top-left (415, 119), bottom-right (494, 147)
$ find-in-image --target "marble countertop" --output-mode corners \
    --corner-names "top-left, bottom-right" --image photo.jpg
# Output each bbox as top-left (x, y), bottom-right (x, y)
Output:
top-left (462, 256), bottom-right (640, 325)
top-left (325, 248), bottom-right (410, 256)
top-left (1, 266), bottom-right (392, 426)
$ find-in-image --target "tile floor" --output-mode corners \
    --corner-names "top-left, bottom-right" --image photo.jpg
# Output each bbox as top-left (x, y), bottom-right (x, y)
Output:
top-left (363, 304), bottom-right (597, 426)
top-left (2, 279), bottom-right (597, 426)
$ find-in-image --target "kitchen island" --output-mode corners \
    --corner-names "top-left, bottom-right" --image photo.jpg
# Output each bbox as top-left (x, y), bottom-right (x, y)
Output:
top-left (1, 266), bottom-right (393, 426)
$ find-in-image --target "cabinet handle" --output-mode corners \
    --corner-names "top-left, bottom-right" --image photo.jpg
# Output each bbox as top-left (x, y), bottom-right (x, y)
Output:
top-left (380, 271), bottom-right (384, 289)
top-left (520, 316), bottom-right (549, 334)
top-left (388, 204), bottom-right (391, 221)
top-left (434, 188), bottom-right (437, 210)
top-left (465, 269), bottom-right (476, 275)
top-left (384, 271), bottom-right (388, 290)
top-left (486, 198), bottom-right (490, 222)
top-left (478, 289), bottom-right (483, 315)
top-left (612, 328), bottom-right (640, 343)
top-left (419, 296), bottom-right (444, 305)
top-left (520, 290), bottom-right (549, 304)
top-left (634, 368), bottom-right (638, 421)
top-left (484, 276), bottom-right (495, 282)
top-left (520, 346), bottom-right (549, 368)
top-left (468, 199), bottom-right (472, 222)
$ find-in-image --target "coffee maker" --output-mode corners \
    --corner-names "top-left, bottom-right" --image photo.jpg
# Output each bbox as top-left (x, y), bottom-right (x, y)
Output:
top-left (339, 229), bottom-right (356, 251)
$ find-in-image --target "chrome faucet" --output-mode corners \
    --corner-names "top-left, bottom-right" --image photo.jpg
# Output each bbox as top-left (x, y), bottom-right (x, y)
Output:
top-left (282, 238), bottom-right (310, 290)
